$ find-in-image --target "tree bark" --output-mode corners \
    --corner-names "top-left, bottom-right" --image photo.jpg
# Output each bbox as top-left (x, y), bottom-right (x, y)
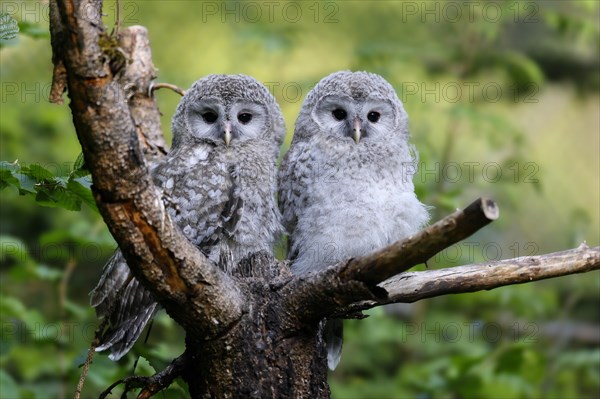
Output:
top-left (184, 256), bottom-right (330, 398)
top-left (337, 243), bottom-right (599, 315)
top-left (48, 1), bottom-right (600, 397)
top-left (49, 0), bottom-right (243, 342)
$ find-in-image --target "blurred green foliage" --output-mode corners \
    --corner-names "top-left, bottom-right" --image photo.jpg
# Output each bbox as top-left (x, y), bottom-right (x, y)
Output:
top-left (1, 157), bottom-right (96, 212)
top-left (1, 1), bottom-right (598, 398)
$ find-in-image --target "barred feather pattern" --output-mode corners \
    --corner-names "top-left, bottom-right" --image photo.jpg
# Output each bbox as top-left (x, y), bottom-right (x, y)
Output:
top-left (278, 71), bottom-right (430, 370)
top-left (90, 74), bottom-right (285, 360)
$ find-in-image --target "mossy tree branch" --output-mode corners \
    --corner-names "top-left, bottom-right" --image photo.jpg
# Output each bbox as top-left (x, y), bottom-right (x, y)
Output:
top-left (47, 1), bottom-right (599, 397)
top-left (49, 0), bottom-right (243, 339)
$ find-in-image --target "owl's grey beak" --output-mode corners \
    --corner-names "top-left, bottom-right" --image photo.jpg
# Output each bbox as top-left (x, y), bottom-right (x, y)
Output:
top-left (223, 121), bottom-right (232, 146)
top-left (352, 117), bottom-right (362, 144)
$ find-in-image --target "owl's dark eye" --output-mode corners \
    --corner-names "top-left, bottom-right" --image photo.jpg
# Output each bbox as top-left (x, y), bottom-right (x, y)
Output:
top-left (238, 113), bottom-right (253, 124)
top-left (202, 111), bottom-right (218, 124)
top-left (367, 111), bottom-right (381, 123)
top-left (332, 109), bottom-right (347, 121)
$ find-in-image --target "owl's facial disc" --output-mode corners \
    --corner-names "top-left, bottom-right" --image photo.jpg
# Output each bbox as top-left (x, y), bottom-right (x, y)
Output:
top-left (313, 94), bottom-right (398, 144)
top-left (186, 98), bottom-right (226, 144)
top-left (359, 97), bottom-right (396, 141)
top-left (226, 101), bottom-right (268, 145)
top-left (186, 98), bottom-right (268, 146)
top-left (344, 97), bottom-right (396, 144)
top-left (312, 95), bottom-right (358, 143)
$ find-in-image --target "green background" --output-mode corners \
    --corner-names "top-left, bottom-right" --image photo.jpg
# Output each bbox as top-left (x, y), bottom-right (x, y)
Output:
top-left (1, 1), bottom-right (599, 398)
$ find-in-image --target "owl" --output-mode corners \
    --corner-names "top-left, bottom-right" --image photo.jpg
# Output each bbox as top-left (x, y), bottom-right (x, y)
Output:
top-left (90, 74), bottom-right (285, 360)
top-left (278, 71), bottom-right (430, 370)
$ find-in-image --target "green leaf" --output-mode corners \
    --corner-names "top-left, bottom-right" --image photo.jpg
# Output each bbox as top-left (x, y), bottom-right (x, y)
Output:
top-left (17, 21), bottom-right (49, 39)
top-left (136, 356), bottom-right (157, 376)
top-left (0, 307), bottom-right (45, 339)
top-left (23, 164), bottom-right (55, 181)
top-left (35, 187), bottom-right (82, 211)
top-left (500, 51), bottom-right (545, 90)
top-left (0, 160), bottom-right (96, 212)
top-left (0, 161), bottom-right (18, 173)
top-left (67, 177), bottom-right (98, 212)
top-left (0, 295), bottom-right (28, 316)
top-left (0, 161), bottom-right (20, 190)
top-left (0, 370), bottom-right (21, 399)
top-left (452, 373), bottom-right (483, 397)
top-left (63, 300), bottom-right (89, 319)
top-left (0, 173), bottom-right (18, 190)
top-left (9, 264), bottom-right (45, 282)
top-left (495, 346), bottom-right (526, 374)
top-left (450, 353), bottom-right (485, 375)
top-left (30, 264), bottom-right (63, 281)
top-left (14, 173), bottom-right (36, 194)
top-left (71, 153), bottom-right (88, 174)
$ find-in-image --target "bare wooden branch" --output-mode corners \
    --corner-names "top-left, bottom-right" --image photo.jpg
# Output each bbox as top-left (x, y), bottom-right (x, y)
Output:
top-left (336, 244), bottom-right (600, 315)
top-left (49, 0), bottom-right (242, 338)
top-left (383, 243), bottom-right (599, 300)
top-left (341, 197), bottom-right (499, 286)
top-left (284, 197), bottom-right (499, 325)
top-left (117, 26), bottom-right (169, 162)
top-left (151, 82), bottom-right (187, 97)
top-left (73, 340), bottom-right (98, 399)
top-left (48, 0), bottom-right (67, 104)
top-left (49, 2), bottom-right (599, 396)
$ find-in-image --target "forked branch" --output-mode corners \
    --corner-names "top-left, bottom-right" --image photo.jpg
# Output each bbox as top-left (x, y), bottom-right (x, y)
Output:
top-left (341, 197), bottom-right (499, 285)
top-left (284, 197), bottom-right (499, 325)
top-left (337, 243), bottom-right (600, 315)
top-left (49, 0), bottom-right (243, 337)
top-left (285, 198), bottom-right (600, 325)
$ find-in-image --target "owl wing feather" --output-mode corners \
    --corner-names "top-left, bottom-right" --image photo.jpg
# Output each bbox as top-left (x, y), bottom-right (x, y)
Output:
top-left (90, 148), bottom-right (244, 360)
top-left (90, 74), bottom-right (284, 361)
top-left (198, 164), bottom-right (244, 247)
top-left (196, 165), bottom-right (244, 272)
top-left (89, 250), bottom-right (131, 315)
top-left (90, 251), bottom-right (159, 360)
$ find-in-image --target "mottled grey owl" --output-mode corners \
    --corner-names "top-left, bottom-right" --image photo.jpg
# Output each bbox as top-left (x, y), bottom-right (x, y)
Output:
top-left (90, 74), bottom-right (285, 360)
top-left (278, 71), bottom-right (429, 370)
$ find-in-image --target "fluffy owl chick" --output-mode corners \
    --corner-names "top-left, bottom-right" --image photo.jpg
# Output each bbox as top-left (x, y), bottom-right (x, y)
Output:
top-left (278, 71), bottom-right (429, 370)
top-left (90, 74), bottom-right (285, 360)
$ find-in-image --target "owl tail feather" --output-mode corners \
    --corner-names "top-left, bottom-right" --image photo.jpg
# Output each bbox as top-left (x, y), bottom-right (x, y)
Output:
top-left (325, 319), bottom-right (343, 370)
top-left (96, 303), bottom-right (158, 361)
top-left (90, 250), bottom-right (159, 361)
